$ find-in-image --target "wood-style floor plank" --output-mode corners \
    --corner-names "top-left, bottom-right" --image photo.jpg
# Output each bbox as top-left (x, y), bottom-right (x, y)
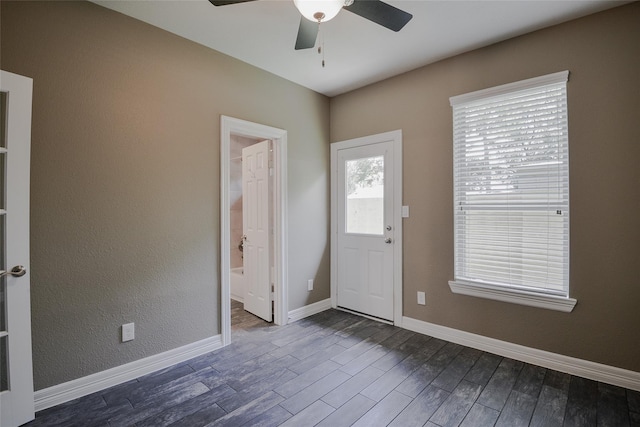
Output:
top-left (25, 302), bottom-right (638, 427)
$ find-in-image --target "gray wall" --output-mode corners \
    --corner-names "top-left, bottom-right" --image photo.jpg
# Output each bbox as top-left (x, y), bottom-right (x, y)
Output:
top-left (1, 0), bottom-right (330, 390)
top-left (330, 3), bottom-right (640, 372)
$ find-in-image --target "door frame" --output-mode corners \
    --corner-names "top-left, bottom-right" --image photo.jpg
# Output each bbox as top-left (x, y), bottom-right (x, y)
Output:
top-left (330, 130), bottom-right (403, 325)
top-left (220, 116), bottom-right (288, 345)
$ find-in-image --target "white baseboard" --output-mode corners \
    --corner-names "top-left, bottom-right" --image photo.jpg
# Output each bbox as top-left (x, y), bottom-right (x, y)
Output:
top-left (401, 316), bottom-right (640, 392)
top-left (288, 298), bottom-right (332, 322)
top-left (34, 335), bottom-right (223, 412)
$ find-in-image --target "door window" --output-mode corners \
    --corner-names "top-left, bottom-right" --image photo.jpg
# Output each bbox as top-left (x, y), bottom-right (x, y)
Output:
top-left (345, 156), bottom-right (384, 235)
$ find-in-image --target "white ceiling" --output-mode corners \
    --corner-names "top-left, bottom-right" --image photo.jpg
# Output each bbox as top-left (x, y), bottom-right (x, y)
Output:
top-left (92, 0), bottom-right (629, 97)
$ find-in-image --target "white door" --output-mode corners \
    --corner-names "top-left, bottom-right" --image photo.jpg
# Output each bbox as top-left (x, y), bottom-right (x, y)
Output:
top-left (332, 131), bottom-right (401, 322)
top-left (242, 140), bottom-right (272, 322)
top-left (0, 71), bottom-right (35, 426)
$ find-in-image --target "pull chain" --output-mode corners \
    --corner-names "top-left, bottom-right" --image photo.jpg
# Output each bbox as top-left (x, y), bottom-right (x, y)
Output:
top-left (318, 22), bottom-right (325, 67)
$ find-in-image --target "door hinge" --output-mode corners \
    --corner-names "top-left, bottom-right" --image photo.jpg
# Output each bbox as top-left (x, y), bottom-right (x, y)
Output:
top-left (268, 140), bottom-right (274, 168)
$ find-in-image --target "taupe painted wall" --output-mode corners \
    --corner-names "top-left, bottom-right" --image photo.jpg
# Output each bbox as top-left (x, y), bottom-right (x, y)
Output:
top-left (1, 1), bottom-right (330, 390)
top-left (331, 3), bottom-right (640, 372)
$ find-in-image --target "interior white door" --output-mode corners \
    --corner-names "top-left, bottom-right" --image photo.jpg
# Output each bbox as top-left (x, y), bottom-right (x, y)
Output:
top-left (335, 139), bottom-right (395, 321)
top-left (242, 140), bottom-right (272, 322)
top-left (0, 71), bottom-right (35, 426)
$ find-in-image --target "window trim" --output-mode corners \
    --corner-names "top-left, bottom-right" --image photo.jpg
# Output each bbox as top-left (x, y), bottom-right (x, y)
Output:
top-left (449, 71), bottom-right (576, 312)
top-left (448, 280), bottom-right (576, 312)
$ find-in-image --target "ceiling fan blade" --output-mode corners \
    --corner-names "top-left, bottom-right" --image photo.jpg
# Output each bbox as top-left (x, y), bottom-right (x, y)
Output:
top-left (295, 17), bottom-right (318, 50)
top-left (344, 0), bottom-right (413, 32)
top-left (208, 0), bottom-right (257, 6)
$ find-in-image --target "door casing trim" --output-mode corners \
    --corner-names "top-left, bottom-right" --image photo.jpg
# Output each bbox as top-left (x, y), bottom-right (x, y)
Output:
top-left (330, 130), bottom-right (403, 325)
top-left (220, 116), bottom-right (288, 345)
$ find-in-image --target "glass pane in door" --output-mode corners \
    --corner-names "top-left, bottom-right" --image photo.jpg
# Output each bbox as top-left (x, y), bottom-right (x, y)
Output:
top-left (0, 92), bottom-right (6, 147)
top-left (1, 91), bottom-right (5, 206)
top-left (0, 335), bottom-right (7, 391)
top-left (0, 217), bottom-right (5, 332)
top-left (345, 155), bottom-right (384, 235)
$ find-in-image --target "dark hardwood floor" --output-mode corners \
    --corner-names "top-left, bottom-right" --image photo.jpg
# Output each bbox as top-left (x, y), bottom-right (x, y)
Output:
top-left (27, 301), bottom-right (640, 426)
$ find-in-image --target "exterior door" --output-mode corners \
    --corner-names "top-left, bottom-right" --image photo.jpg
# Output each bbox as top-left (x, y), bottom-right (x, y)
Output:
top-left (242, 140), bottom-right (272, 322)
top-left (333, 133), bottom-right (399, 322)
top-left (0, 71), bottom-right (35, 426)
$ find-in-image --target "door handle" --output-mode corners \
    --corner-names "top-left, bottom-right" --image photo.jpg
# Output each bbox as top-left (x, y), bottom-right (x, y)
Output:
top-left (0, 265), bottom-right (26, 278)
top-left (384, 238), bottom-right (392, 244)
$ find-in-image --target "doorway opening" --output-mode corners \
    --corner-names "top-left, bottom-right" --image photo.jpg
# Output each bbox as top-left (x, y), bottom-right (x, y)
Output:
top-left (220, 116), bottom-right (288, 346)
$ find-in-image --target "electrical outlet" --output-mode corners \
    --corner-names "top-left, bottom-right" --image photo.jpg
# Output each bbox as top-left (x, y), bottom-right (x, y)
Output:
top-left (417, 291), bottom-right (426, 305)
top-left (307, 279), bottom-right (314, 291)
top-left (122, 323), bottom-right (135, 342)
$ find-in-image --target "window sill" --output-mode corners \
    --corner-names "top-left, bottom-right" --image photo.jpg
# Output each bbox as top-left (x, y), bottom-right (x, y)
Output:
top-left (448, 280), bottom-right (577, 312)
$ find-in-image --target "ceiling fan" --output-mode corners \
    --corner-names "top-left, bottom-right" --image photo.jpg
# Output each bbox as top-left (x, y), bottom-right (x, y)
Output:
top-left (208, 0), bottom-right (413, 50)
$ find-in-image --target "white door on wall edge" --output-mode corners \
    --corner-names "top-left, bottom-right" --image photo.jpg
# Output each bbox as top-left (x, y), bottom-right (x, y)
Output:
top-left (0, 71), bottom-right (35, 427)
top-left (331, 130), bottom-right (402, 323)
top-left (242, 140), bottom-right (272, 322)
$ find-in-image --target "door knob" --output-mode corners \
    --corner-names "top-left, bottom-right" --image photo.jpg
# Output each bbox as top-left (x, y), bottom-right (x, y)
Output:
top-left (384, 238), bottom-right (392, 244)
top-left (0, 265), bottom-right (26, 278)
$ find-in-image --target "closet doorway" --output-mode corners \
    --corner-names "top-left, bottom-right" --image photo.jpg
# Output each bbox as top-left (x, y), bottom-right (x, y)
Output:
top-left (220, 116), bottom-right (288, 346)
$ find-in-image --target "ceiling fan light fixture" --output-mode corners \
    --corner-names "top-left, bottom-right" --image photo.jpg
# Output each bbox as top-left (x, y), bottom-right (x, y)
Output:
top-left (294, 0), bottom-right (344, 23)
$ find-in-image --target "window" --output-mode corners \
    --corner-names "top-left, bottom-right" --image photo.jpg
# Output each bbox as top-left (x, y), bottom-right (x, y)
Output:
top-left (449, 71), bottom-right (576, 312)
top-left (345, 156), bottom-right (384, 235)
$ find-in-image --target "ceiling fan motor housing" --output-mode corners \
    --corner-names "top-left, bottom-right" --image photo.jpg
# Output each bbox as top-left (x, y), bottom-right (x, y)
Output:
top-left (294, 0), bottom-right (344, 23)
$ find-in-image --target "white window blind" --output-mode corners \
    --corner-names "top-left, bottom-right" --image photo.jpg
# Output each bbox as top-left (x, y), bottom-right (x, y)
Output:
top-left (450, 71), bottom-right (571, 303)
